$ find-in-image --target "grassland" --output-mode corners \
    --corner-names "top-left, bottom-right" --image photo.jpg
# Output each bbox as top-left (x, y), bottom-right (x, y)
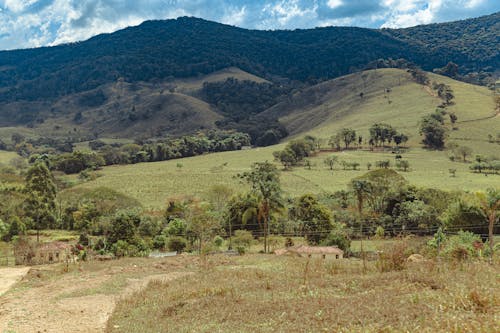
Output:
top-left (70, 146), bottom-right (496, 210)
top-left (63, 69), bottom-right (498, 209)
top-left (106, 254), bottom-right (500, 333)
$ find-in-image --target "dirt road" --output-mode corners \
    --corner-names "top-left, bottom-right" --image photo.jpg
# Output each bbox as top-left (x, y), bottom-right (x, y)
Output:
top-left (0, 258), bottom-right (191, 333)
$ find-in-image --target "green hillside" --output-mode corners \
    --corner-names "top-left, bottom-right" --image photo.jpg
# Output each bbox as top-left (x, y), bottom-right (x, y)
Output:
top-left (68, 69), bottom-right (499, 209)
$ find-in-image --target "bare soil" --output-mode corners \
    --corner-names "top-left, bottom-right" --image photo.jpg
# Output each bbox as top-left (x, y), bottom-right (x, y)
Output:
top-left (0, 258), bottom-right (192, 333)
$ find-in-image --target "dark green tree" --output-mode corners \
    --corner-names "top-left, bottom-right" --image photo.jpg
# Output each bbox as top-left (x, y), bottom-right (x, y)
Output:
top-left (238, 161), bottom-right (282, 253)
top-left (289, 194), bottom-right (333, 244)
top-left (24, 162), bottom-right (57, 242)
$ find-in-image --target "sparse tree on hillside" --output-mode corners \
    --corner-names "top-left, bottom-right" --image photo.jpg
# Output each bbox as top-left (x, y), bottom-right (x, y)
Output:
top-left (419, 114), bottom-right (447, 149)
top-left (323, 155), bottom-right (338, 170)
top-left (455, 146), bottom-right (473, 162)
top-left (340, 128), bottom-right (356, 149)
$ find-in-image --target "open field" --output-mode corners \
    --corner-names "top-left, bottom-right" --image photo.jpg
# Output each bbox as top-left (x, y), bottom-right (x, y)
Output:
top-left (107, 254), bottom-right (500, 333)
top-left (0, 253), bottom-right (497, 333)
top-left (60, 69), bottom-right (499, 209)
top-left (70, 146), bottom-right (497, 210)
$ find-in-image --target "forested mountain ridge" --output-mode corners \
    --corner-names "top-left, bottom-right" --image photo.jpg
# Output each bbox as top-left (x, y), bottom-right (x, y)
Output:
top-left (0, 12), bottom-right (498, 104)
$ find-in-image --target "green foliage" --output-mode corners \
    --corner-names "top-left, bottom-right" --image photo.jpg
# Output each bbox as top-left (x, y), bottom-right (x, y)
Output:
top-left (321, 223), bottom-right (351, 252)
top-left (232, 230), bottom-right (253, 249)
top-left (442, 231), bottom-right (482, 260)
top-left (420, 112), bottom-right (447, 149)
top-left (167, 236), bottom-right (187, 253)
top-left (213, 235), bottom-right (224, 248)
top-left (290, 194), bottom-right (332, 245)
top-left (108, 210), bottom-right (141, 244)
top-left (339, 128), bottom-right (356, 149)
top-left (369, 123), bottom-right (397, 147)
top-left (24, 162), bottom-right (57, 230)
top-left (323, 155), bottom-right (338, 170)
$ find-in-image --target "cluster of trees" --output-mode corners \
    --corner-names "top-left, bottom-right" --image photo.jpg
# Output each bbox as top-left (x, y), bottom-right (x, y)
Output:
top-left (419, 110), bottom-right (448, 149)
top-left (1, 160), bottom-right (498, 259)
top-left (326, 124), bottom-right (408, 151)
top-left (272, 136), bottom-right (318, 169)
top-left (29, 131), bottom-right (251, 175)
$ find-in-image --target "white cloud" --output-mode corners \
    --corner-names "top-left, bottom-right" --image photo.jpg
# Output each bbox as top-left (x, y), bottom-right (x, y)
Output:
top-left (0, 0), bottom-right (498, 50)
top-left (327, 0), bottom-right (343, 9)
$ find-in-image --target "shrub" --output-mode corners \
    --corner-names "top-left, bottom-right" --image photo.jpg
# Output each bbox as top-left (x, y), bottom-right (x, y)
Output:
top-left (376, 240), bottom-right (409, 272)
top-left (442, 231), bottom-right (482, 261)
top-left (152, 235), bottom-right (167, 250)
top-left (375, 226), bottom-right (385, 239)
top-left (167, 236), bottom-right (187, 253)
top-left (79, 232), bottom-right (90, 246)
top-left (232, 230), bottom-right (253, 249)
top-left (213, 235), bottom-right (224, 248)
top-left (321, 224), bottom-right (351, 253)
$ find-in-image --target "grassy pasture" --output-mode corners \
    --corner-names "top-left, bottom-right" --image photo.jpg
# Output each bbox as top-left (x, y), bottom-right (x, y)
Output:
top-left (71, 146), bottom-right (497, 210)
top-left (66, 70), bottom-right (498, 209)
top-left (107, 254), bottom-right (500, 333)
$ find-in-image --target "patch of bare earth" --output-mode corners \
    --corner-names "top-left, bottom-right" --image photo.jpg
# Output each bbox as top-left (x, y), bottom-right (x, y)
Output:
top-left (0, 258), bottom-right (192, 333)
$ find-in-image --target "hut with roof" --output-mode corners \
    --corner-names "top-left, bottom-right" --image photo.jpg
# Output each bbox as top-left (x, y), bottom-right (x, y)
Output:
top-left (275, 245), bottom-right (343, 259)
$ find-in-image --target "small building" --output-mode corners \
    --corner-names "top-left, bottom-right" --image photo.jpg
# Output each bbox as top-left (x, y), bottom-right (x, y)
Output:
top-left (14, 241), bottom-right (74, 266)
top-left (275, 245), bottom-right (344, 259)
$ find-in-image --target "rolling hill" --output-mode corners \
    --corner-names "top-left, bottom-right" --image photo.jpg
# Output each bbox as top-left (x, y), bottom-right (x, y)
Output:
top-left (0, 12), bottom-right (498, 143)
top-left (67, 69), bottom-right (499, 209)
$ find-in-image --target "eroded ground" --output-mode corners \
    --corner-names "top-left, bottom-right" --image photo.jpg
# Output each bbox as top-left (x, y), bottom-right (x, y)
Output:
top-left (0, 257), bottom-right (194, 333)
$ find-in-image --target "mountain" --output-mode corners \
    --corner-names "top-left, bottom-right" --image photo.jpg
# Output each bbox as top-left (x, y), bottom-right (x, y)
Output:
top-left (0, 13), bottom-right (497, 142)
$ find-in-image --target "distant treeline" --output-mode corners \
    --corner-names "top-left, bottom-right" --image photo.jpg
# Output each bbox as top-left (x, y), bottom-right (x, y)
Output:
top-left (29, 130), bottom-right (251, 174)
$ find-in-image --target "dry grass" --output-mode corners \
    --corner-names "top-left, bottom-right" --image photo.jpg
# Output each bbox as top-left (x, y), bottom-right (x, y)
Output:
top-left (106, 255), bottom-right (499, 332)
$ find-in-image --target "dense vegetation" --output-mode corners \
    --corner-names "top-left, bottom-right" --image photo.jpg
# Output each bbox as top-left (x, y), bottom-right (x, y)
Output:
top-left (0, 13), bottom-right (497, 105)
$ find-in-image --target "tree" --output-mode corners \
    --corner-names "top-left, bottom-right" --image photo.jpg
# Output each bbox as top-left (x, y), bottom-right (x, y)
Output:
top-left (323, 155), bottom-right (338, 170)
top-left (238, 161), bottom-right (282, 253)
top-left (475, 189), bottom-right (499, 262)
top-left (396, 160), bottom-right (410, 172)
top-left (393, 133), bottom-right (408, 147)
top-left (328, 135), bottom-right (341, 150)
top-left (449, 112), bottom-right (458, 127)
top-left (24, 162), bottom-right (57, 242)
top-left (108, 210), bottom-right (141, 244)
top-left (339, 128), bottom-right (356, 149)
top-left (186, 202), bottom-right (221, 254)
top-left (350, 179), bottom-right (371, 272)
top-left (369, 123), bottom-right (396, 147)
top-left (455, 146), bottom-right (473, 162)
top-left (273, 148), bottom-right (296, 170)
top-left (289, 194), bottom-right (332, 244)
top-left (419, 114), bottom-right (447, 149)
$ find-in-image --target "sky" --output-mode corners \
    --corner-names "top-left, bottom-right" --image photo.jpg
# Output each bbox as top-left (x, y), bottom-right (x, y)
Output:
top-left (0, 0), bottom-right (498, 51)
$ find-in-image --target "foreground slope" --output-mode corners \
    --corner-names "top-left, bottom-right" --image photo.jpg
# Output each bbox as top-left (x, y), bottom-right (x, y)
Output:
top-left (69, 69), bottom-right (499, 209)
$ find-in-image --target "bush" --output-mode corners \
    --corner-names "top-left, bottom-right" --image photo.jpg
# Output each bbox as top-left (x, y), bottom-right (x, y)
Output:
top-left (376, 240), bottom-right (410, 272)
top-left (152, 235), bottom-right (167, 250)
top-left (232, 230), bottom-right (253, 249)
top-left (442, 231), bottom-right (482, 261)
top-left (321, 224), bottom-right (351, 253)
top-left (167, 236), bottom-right (187, 253)
top-left (79, 232), bottom-right (90, 246)
top-left (213, 235), bottom-right (224, 248)
top-left (375, 226), bottom-right (385, 239)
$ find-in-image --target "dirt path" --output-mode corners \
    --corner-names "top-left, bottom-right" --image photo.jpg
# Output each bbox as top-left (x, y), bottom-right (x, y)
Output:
top-left (0, 267), bottom-right (31, 297)
top-left (0, 259), bottom-right (191, 333)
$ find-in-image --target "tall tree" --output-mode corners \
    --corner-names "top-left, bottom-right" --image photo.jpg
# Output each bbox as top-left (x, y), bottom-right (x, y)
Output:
top-left (24, 162), bottom-right (57, 242)
top-left (238, 161), bottom-right (282, 253)
top-left (339, 128), bottom-right (357, 149)
top-left (475, 189), bottom-right (500, 263)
